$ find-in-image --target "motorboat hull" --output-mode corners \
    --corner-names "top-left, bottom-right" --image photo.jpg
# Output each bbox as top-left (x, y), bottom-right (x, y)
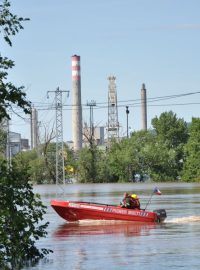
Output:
top-left (51, 200), bottom-right (167, 223)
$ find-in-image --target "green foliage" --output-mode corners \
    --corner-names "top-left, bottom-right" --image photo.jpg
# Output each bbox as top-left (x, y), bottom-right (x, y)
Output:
top-left (14, 150), bottom-right (49, 184)
top-left (77, 146), bottom-right (98, 183)
top-left (142, 142), bottom-right (178, 181)
top-left (105, 130), bottom-right (177, 182)
top-left (182, 118), bottom-right (200, 181)
top-left (151, 111), bottom-right (189, 178)
top-left (76, 144), bottom-right (114, 183)
top-left (0, 0), bottom-right (29, 46)
top-left (0, 0), bottom-right (31, 121)
top-left (76, 121), bottom-right (188, 183)
top-left (10, 112), bottom-right (200, 183)
top-left (40, 142), bottom-right (56, 183)
top-left (14, 143), bottom-right (76, 184)
top-left (0, 4), bottom-right (52, 268)
top-left (0, 128), bottom-right (6, 155)
top-left (151, 111), bottom-right (188, 148)
top-left (0, 159), bottom-right (52, 270)
top-left (12, 110), bottom-right (198, 183)
top-left (107, 139), bottom-right (131, 182)
top-left (96, 150), bottom-right (114, 182)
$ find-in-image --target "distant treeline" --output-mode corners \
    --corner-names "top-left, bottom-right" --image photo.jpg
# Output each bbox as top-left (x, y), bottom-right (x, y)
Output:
top-left (1, 111), bottom-right (200, 184)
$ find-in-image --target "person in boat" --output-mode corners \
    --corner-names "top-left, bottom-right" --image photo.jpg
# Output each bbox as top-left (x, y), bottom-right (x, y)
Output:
top-left (120, 192), bottom-right (140, 209)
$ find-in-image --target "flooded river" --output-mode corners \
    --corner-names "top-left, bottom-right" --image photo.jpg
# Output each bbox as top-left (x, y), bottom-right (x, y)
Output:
top-left (24, 182), bottom-right (200, 270)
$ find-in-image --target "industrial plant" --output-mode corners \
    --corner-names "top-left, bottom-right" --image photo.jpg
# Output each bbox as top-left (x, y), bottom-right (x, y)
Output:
top-left (28, 54), bottom-right (148, 152)
top-left (0, 53), bottom-right (149, 187)
top-left (2, 54), bottom-right (148, 160)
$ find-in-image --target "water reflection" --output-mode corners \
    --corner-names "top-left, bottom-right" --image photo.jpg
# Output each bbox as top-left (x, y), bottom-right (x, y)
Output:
top-left (53, 221), bottom-right (158, 238)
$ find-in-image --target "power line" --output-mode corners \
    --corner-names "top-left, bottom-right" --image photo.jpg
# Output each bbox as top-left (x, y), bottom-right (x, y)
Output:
top-left (30, 90), bottom-right (200, 110)
top-left (10, 90), bottom-right (200, 129)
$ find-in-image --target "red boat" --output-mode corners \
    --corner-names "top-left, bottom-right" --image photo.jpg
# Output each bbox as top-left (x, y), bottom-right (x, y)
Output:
top-left (51, 200), bottom-right (167, 223)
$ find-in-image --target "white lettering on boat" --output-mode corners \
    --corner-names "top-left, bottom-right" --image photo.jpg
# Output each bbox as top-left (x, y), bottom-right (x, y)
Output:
top-left (68, 203), bottom-right (80, 208)
top-left (103, 207), bottom-right (127, 215)
top-left (128, 210), bottom-right (149, 217)
top-left (68, 203), bottom-right (149, 217)
top-left (69, 203), bottom-right (104, 211)
top-left (103, 207), bottom-right (149, 217)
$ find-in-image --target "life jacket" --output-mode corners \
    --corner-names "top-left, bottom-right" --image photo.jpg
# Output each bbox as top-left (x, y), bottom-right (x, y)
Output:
top-left (129, 197), bottom-right (140, 209)
top-left (121, 194), bottom-right (140, 209)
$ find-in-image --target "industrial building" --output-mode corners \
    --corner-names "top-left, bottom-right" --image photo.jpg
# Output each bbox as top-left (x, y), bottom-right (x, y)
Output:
top-left (82, 126), bottom-right (105, 147)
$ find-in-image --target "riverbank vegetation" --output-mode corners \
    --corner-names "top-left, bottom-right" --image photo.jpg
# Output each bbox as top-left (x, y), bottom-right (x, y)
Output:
top-left (7, 111), bottom-right (200, 184)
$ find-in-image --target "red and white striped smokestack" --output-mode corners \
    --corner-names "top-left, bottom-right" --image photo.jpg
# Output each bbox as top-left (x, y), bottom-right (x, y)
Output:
top-left (72, 55), bottom-right (81, 81)
top-left (71, 55), bottom-right (82, 151)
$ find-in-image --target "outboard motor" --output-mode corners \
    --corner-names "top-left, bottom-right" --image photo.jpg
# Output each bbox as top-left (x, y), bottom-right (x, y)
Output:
top-left (154, 209), bottom-right (167, 223)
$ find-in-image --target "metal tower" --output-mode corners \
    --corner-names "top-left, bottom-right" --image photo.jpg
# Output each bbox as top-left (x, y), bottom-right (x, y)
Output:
top-left (47, 87), bottom-right (69, 188)
top-left (107, 76), bottom-right (119, 141)
top-left (87, 100), bottom-right (96, 137)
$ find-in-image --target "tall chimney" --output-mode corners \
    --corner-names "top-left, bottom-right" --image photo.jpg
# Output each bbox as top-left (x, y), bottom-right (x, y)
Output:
top-left (30, 107), bottom-right (38, 149)
top-left (141, 83), bottom-right (147, 130)
top-left (71, 55), bottom-right (82, 151)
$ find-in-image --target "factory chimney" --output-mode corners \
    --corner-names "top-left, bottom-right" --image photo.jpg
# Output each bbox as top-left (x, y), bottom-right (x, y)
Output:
top-left (141, 83), bottom-right (147, 131)
top-left (30, 107), bottom-right (39, 149)
top-left (71, 55), bottom-right (82, 151)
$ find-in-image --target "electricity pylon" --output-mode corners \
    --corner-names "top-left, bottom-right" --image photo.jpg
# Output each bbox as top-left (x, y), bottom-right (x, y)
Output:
top-left (47, 87), bottom-right (69, 189)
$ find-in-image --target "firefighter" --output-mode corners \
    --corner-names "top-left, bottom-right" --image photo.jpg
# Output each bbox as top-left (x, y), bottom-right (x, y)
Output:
top-left (120, 193), bottom-right (140, 209)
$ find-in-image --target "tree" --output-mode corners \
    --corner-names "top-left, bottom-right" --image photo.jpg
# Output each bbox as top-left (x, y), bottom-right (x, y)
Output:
top-left (0, 2), bottom-right (51, 269)
top-left (107, 138), bottom-right (131, 182)
top-left (77, 123), bottom-right (100, 183)
top-left (77, 146), bottom-right (98, 183)
top-left (0, 0), bottom-right (31, 121)
top-left (14, 150), bottom-right (48, 184)
top-left (0, 127), bottom-right (6, 156)
top-left (14, 141), bottom-right (76, 184)
top-left (107, 129), bottom-right (181, 182)
top-left (151, 111), bottom-right (188, 177)
top-left (123, 130), bottom-right (177, 181)
top-left (151, 111), bottom-right (188, 149)
top-left (182, 118), bottom-right (200, 182)
top-left (0, 159), bottom-right (52, 270)
top-left (140, 137), bottom-right (178, 181)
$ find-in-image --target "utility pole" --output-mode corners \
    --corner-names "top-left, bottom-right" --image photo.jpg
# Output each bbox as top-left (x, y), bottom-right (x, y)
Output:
top-left (47, 87), bottom-right (69, 189)
top-left (87, 100), bottom-right (96, 137)
top-left (126, 106), bottom-right (129, 138)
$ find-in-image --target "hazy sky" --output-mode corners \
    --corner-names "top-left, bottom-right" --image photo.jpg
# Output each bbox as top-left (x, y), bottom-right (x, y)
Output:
top-left (3, 0), bottom-right (200, 141)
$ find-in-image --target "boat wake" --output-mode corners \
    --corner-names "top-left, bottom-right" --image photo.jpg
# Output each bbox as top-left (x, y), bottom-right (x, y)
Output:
top-left (166, 216), bottom-right (200, 224)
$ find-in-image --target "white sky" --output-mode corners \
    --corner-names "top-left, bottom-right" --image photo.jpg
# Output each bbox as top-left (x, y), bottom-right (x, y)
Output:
top-left (2, 0), bottom-right (200, 141)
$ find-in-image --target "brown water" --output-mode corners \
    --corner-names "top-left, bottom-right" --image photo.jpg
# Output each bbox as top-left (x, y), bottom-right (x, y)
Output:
top-left (24, 182), bottom-right (200, 270)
